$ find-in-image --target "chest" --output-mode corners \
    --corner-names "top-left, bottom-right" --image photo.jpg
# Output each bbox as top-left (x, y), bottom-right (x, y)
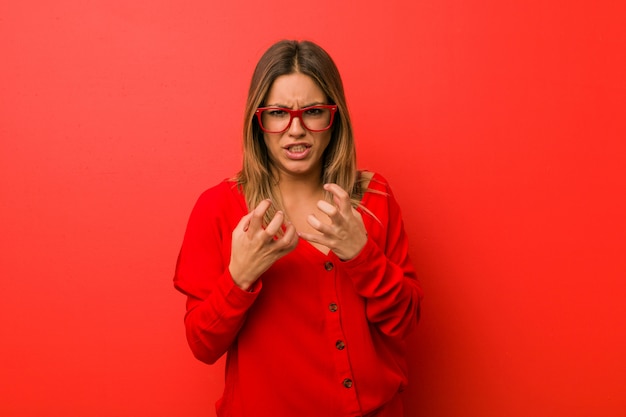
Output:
top-left (283, 199), bottom-right (332, 255)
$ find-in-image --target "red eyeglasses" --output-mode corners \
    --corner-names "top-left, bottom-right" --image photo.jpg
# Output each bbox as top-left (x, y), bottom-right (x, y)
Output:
top-left (255, 105), bottom-right (338, 133)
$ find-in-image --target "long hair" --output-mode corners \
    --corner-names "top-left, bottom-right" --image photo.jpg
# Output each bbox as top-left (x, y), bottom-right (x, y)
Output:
top-left (235, 40), bottom-right (365, 222)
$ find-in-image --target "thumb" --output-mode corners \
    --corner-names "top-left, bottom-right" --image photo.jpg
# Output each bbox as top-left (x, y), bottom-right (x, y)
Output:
top-left (237, 211), bottom-right (254, 232)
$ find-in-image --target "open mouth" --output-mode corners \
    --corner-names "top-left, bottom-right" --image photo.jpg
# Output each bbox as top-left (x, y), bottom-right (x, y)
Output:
top-left (284, 143), bottom-right (312, 160)
top-left (286, 144), bottom-right (309, 153)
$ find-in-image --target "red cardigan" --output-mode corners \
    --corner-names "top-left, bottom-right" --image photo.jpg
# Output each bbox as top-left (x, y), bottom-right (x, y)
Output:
top-left (174, 173), bottom-right (423, 417)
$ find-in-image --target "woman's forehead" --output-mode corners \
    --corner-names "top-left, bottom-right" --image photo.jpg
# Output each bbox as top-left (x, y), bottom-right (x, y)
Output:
top-left (265, 73), bottom-right (325, 107)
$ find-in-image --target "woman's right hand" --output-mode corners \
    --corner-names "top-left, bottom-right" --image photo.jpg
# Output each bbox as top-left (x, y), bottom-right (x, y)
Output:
top-left (229, 199), bottom-right (298, 290)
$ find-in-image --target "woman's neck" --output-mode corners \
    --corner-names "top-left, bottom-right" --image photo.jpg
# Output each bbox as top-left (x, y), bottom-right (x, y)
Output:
top-left (277, 174), bottom-right (323, 198)
top-left (272, 164), bottom-right (324, 192)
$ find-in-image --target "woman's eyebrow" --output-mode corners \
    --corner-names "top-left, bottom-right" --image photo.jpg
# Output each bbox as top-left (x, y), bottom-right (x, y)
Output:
top-left (302, 101), bottom-right (325, 107)
top-left (264, 101), bottom-right (325, 109)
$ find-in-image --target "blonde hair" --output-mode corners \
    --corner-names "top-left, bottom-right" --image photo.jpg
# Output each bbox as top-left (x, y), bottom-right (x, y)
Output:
top-left (235, 40), bottom-right (366, 222)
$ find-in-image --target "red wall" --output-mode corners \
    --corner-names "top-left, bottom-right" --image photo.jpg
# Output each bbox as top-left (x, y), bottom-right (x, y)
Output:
top-left (1, 1), bottom-right (625, 416)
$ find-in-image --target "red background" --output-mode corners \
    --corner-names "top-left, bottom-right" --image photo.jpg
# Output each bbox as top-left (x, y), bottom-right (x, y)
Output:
top-left (1, 1), bottom-right (625, 416)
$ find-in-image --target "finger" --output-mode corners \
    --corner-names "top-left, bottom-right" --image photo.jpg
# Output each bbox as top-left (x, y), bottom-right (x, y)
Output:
top-left (317, 200), bottom-right (339, 219)
top-left (323, 183), bottom-right (352, 213)
top-left (298, 230), bottom-right (323, 244)
top-left (264, 210), bottom-right (285, 237)
top-left (248, 199), bottom-right (272, 232)
top-left (279, 222), bottom-right (299, 249)
top-left (236, 211), bottom-right (254, 233)
top-left (351, 207), bottom-right (365, 222)
top-left (307, 213), bottom-right (334, 235)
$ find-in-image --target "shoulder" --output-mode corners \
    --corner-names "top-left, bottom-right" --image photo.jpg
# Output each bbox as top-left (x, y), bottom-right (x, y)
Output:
top-left (197, 179), bottom-right (241, 199)
top-left (359, 171), bottom-right (403, 217)
top-left (358, 172), bottom-right (406, 242)
top-left (359, 170), bottom-right (392, 194)
top-left (193, 179), bottom-right (247, 216)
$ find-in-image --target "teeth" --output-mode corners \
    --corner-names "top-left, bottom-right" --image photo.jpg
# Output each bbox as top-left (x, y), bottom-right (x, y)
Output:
top-left (289, 145), bottom-right (307, 153)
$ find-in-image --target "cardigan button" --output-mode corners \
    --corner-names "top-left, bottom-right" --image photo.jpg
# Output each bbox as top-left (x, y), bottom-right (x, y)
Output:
top-left (324, 261), bottom-right (334, 271)
top-left (342, 378), bottom-right (353, 388)
top-left (328, 303), bottom-right (338, 312)
top-left (336, 340), bottom-right (345, 350)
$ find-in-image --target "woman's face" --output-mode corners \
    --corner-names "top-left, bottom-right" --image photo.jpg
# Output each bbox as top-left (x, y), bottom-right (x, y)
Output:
top-left (262, 72), bottom-right (332, 181)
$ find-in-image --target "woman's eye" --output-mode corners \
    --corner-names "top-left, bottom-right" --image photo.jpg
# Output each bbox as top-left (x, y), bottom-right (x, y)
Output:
top-left (305, 108), bottom-right (323, 116)
top-left (268, 109), bottom-right (288, 117)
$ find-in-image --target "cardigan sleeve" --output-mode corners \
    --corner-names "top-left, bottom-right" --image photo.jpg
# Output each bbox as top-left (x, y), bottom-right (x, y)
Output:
top-left (339, 175), bottom-right (423, 339)
top-left (174, 182), bottom-right (259, 364)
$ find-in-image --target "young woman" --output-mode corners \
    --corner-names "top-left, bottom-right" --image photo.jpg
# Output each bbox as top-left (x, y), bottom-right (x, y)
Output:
top-left (174, 40), bottom-right (423, 417)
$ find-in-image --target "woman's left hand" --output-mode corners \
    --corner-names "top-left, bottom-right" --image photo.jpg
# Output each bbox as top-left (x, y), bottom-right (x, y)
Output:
top-left (299, 183), bottom-right (368, 260)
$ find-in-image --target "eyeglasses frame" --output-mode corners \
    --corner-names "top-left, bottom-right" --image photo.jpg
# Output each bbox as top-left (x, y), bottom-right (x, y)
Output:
top-left (255, 104), bottom-right (338, 133)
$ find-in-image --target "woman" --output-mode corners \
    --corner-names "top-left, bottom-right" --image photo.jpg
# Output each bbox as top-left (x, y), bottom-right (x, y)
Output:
top-left (174, 40), bottom-right (423, 417)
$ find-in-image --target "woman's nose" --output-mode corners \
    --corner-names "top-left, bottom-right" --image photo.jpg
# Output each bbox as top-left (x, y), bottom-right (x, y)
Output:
top-left (288, 115), bottom-right (306, 136)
